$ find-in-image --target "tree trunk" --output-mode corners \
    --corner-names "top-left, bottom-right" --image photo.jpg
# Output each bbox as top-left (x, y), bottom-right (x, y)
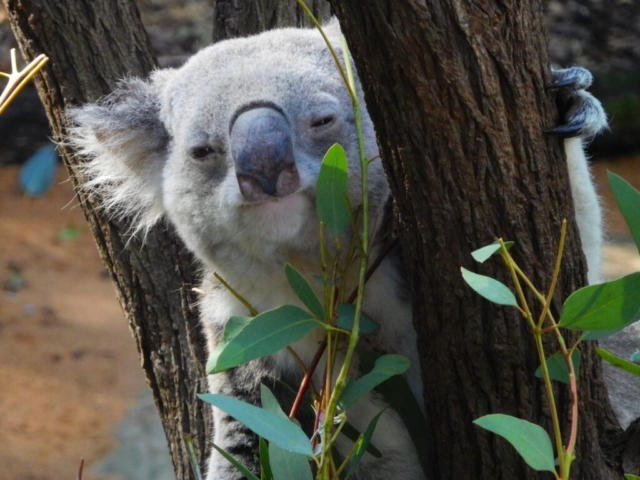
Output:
top-left (2, 0), bottom-right (329, 478)
top-left (212, 0), bottom-right (331, 42)
top-left (2, 1), bottom-right (209, 478)
top-left (329, 1), bottom-right (621, 479)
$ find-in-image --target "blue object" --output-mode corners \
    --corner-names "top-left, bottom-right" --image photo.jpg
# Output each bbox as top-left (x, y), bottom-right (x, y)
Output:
top-left (18, 143), bottom-right (59, 197)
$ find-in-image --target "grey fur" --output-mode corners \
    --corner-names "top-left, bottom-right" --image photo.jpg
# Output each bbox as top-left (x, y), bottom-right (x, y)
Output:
top-left (67, 20), bottom-right (633, 480)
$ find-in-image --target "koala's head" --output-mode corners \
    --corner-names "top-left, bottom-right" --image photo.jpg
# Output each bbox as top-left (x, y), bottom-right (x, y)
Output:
top-left (69, 21), bottom-right (388, 269)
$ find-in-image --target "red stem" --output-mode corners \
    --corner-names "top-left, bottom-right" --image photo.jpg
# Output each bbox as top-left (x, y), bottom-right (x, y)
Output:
top-left (289, 341), bottom-right (327, 419)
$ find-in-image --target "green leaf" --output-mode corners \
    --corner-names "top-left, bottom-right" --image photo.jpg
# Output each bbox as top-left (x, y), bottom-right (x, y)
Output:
top-left (206, 316), bottom-right (251, 373)
top-left (269, 442), bottom-right (313, 480)
top-left (357, 349), bottom-right (429, 478)
top-left (630, 350), bottom-right (640, 364)
top-left (581, 326), bottom-right (626, 341)
top-left (340, 422), bottom-right (382, 458)
top-left (473, 414), bottom-right (556, 473)
top-left (259, 438), bottom-right (274, 480)
top-left (260, 384), bottom-right (287, 419)
top-left (461, 267), bottom-right (518, 307)
top-left (199, 394), bottom-right (313, 456)
top-left (596, 347), bottom-right (640, 376)
top-left (348, 409), bottom-right (385, 477)
top-left (316, 143), bottom-right (350, 236)
top-left (624, 474), bottom-right (640, 480)
top-left (260, 385), bottom-right (313, 480)
top-left (186, 436), bottom-right (204, 480)
top-left (471, 241), bottom-right (514, 263)
top-left (335, 303), bottom-right (379, 334)
top-left (339, 354), bottom-right (410, 410)
top-left (284, 263), bottom-right (324, 320)
top-left (209, 442), bottom-right (260, 480)
top-left (559, 272), bottom-right (640, 331)
top-left (208, 306), bottom-right (321, 373)
top-left (608, 171), bottom-right (640, 254)
top-left (535, 350), bottom-right (581, 384)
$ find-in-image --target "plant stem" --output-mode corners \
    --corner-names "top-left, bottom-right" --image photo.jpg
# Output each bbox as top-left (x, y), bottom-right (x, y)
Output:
top-left (320, 38), bottom-right (370, 477)
top-left (0, 50), bottom-right (49, 115)
top-left (499, 239), bottom-right (567, 477)
top-left (508, 223), bottom-right (579, 462)
top-left (213, 272), bottom-right (258, 316)
top-left (290, 341), bottom-right (327, 418)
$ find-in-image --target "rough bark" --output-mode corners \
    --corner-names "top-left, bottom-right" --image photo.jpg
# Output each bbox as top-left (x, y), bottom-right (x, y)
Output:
top-left (2, 1), bottom-right (209, 478)
top-left (329, 1), bottom-right (621, 479)
top-left (212, 0), bottom-right (331, 42)
top-left (2, 0), bottom-right (331, 477)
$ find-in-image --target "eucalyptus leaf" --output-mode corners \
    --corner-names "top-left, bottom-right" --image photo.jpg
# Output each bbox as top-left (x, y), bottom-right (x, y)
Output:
top-left (208, 306), bottom-right (321, 373)
top-left (206, 316), bottom-right (251, 374)
top-left (471, 241), bottom-right (514, 263)
top-left (630, 350), bottom-right (640, 365)
top-left (351, 349), bottom-right (429, 478)
top-left (473, 414), bottom-right (556, 473)
top-left (534, 350), bottom-right (581, 384)
top-left (269, 442), bottom-right (313, 480)
top-left (559, 272), bottom-right (640, 331)
top-left (335, 303), bottom-right (379, 334)
top-left (209, 442), bottom-right (260, 480)
top-left (339, 354), bottom-right (410, 410)
top-left (260, 385), bottom-right (313, 480)
top-left (340, 422), bottom-right (382, 458)
top-left (348, 409), bottom-right (385, 477)
top-left (461, 267), bottom-right (518, 307)
top-left (582, 326), bottom-right (626, 341)
top-left (596, 347), bottom-right (640, 376)
top-left (285, 263), bottom-right (324, 320)
top-left (624, 474), bottom-right (640, 480)
top-left (316, 143), bottom-right (350, 236)
top-left (608, 171), bottom-right (640, 254)
top-left (259, 438), bottom-right (274, 480)
top-left (199, 394), bottom-right (313, 456)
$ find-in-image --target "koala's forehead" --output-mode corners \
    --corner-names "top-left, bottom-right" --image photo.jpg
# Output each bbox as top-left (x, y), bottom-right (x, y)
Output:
top-left (159, 27), bottom-right (347, 135)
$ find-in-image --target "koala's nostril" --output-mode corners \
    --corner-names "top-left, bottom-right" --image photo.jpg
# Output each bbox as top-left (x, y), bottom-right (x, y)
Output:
top-left (237, 174), bottom-right (272, 203)
top-left (230, 106), bottom-right (299, 202)
top-left (276, 164), bottom-right (300, 198)
top-left (236, 164), bottom-right (299, 203)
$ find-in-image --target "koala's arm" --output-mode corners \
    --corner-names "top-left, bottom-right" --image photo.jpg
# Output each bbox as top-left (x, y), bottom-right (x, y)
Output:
top-left (552, 67), bottom-right (608, 285)
top-left (206, 364), bottom-right (267, 479)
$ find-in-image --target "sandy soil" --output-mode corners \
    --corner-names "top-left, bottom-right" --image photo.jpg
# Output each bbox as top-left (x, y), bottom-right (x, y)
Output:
top-left (0, 155), bottom-right (639, 480)
top-left (0, 166), bottom-right (148, 480)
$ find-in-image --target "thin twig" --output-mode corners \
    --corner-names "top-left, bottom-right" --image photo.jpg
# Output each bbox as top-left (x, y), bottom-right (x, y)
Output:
top-left (290, 341), bottom-right (327, 418)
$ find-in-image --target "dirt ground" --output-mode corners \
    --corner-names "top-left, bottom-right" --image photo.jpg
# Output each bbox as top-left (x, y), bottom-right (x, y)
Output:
top-left (0, 155), bottom-right (639, 480)
top-left (0, 166), bottom-right (148, 480)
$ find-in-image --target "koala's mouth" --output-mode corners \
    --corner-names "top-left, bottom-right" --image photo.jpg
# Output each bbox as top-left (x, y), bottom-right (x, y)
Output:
top-left (240, 192), bottom-right (314, 241)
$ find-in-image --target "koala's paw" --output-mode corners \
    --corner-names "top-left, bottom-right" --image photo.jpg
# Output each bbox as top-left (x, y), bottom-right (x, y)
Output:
top-left (547, 67), bottom-right (608, 139)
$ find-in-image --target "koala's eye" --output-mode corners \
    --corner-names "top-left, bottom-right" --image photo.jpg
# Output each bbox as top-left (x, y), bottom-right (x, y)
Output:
top-left (190, 146), bottom-right (215, 159)
top-left (311, 115), bottom-right (336, 128)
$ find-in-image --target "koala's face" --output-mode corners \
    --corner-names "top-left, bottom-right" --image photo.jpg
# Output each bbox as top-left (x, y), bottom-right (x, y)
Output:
top-left (70, 23), bottom-right (387, 270)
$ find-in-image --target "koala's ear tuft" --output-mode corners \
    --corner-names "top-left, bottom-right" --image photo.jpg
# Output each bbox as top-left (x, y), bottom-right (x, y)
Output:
top-left (67, 70), bottom-right (174, 235)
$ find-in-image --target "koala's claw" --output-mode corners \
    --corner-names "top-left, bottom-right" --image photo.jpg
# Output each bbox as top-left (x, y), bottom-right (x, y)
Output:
top-left (548, 67), bottom-right (593, 91)
top-left (547, 67), bottom-right (607, 139)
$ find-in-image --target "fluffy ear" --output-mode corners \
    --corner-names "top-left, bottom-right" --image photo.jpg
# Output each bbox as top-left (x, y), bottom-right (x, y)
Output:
top-left (67, 70), bottom-right (174, 235)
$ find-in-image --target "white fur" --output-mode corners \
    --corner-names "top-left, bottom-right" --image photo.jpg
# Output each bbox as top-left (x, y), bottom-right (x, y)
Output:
top-left (564, 137), bottom-right (603, 284)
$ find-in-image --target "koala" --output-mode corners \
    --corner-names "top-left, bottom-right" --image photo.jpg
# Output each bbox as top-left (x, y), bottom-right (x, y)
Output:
top-left (68, 20), bottom-right (614, 480)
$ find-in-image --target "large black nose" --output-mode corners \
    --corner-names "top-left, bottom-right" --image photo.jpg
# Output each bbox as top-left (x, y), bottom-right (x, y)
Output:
top-left (230, 107), bottom-right (300, 202)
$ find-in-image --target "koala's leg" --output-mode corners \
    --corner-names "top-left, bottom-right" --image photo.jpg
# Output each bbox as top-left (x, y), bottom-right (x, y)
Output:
top-left (206, 362), bottom-right (278, 480)
top-left (549, 67), bottom-right (607, 284)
